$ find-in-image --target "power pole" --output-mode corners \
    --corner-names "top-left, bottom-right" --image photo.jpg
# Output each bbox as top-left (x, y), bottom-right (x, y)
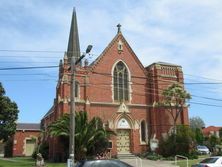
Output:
top-left (69, 45), bottom-right (92, 167)
top-left (69, 55), bottom-right (75, 167)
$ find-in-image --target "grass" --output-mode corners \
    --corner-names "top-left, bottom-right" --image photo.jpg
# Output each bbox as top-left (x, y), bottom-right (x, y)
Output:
top-left (0, 157), bottom-right (66, 167)
top-left (175, 155), bottom-right (210, 167)
top-left (176, 159), bottom-right (199, 167)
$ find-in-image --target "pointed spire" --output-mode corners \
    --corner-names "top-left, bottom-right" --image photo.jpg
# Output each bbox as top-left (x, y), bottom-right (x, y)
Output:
top-left (67, 8), bottom-right (81, 64)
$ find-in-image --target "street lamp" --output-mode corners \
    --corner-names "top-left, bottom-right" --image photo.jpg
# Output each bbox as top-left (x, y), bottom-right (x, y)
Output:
top-left (69, 45), bottom-right (92, 167)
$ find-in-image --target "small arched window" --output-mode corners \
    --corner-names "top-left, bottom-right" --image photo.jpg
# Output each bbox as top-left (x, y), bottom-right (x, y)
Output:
top-left (141, 120), bottom-right (146, 143)
top-left (113, 62), bottom-right (129, 101)
top-left (75, 81), bottom-right (80, 98)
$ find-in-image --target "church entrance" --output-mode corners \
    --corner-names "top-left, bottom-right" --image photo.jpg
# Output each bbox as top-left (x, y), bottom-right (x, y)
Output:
top-left (117, 129), bottom-right (130, 153)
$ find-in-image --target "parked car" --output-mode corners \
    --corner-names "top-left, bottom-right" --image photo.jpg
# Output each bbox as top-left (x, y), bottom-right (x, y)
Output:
top-left (197, 145), bottom-right (210, 154)
top-left (194, 156), bottom-right (222, 167)
top-left (75, 159), bottom-right (133, 167)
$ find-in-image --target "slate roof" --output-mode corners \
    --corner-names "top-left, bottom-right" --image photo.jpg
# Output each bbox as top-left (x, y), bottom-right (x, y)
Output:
top-left (17, 123), bottom-right (41, 131)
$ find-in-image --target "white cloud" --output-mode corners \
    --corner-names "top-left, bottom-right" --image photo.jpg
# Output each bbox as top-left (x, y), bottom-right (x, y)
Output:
top-left (1, 0), bottom-right (222, 125)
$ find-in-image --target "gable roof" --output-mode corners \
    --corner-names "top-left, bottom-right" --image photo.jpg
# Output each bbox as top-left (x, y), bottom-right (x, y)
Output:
top-left (17, 123), bottom-right (41, 131)
top-left (90, 31), bottom-right (147, 76)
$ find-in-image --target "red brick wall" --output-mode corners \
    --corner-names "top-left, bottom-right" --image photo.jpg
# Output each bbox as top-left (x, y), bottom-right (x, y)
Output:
top-left (13, 130), bottom-right (40, 156)
top-left (41, 33), bottom-right (188, 159)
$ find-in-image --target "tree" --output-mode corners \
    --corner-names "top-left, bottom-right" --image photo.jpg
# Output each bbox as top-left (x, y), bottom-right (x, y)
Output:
top-left (190, 116), bottom-right (205, 130)
top-left (194, 128), bottom-right (204, 145)
top-left (159, 125), bottom-right (196, 158)
top-left (160, 83), bottom-right (191, 134)
top-left (219, 128), bottom-right (222, 139)
top-left (48, 111), bottom-right (114, 161)
top-left (0, 82), bottom-right (19, 142)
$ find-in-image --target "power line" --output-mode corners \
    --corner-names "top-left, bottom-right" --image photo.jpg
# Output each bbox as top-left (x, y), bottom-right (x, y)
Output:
top-left (87, 83), bottom-right (222, 108)
top-left (0, 61), bottom-right (59, 64)
top-left (1, 79), bottom-right (57, 82)
top-left (83, 73), bottom-right (222, 102)
top-left (0, 49), bottom-right (64, 53)
top-left (185, 82), bottom-right (222, 85)
top-left (0, 65), bottom-right (59, 70)
top-left (189, 101), bottom-right (222, 108)
top-left (184, 73), bottom-right (222, 82)
top-left (0, 73), bottom-right (57, 77)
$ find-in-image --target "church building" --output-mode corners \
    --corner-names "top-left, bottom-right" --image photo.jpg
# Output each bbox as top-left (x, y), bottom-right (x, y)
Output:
top-left (41, 9), bottom-right (189, 161)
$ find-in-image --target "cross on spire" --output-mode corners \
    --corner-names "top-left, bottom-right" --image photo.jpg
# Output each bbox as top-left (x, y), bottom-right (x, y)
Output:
top-left (117, 24), bottom-right (121, 33)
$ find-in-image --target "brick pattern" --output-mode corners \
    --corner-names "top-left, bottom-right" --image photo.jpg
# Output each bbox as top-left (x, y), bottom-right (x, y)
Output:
top-left (41, 32), bottom-right (189, 160)
top-left (13, 130), bottom-right (40, 156)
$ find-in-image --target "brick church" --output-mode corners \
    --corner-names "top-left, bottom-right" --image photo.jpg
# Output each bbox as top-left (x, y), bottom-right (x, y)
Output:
top-left (41, 9), bottom-right (189, 160)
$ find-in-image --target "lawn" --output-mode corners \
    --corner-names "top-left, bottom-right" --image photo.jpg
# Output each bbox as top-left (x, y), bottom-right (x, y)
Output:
top-left (175, 155), bottom-right (210, 167)
top-left (0, 157), bottom-right (66, 167)
top-left (176, 159), bottom-right (200, 167)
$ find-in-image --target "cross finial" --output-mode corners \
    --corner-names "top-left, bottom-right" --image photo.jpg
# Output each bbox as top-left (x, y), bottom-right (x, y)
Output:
top-left (117, 24), bottom-right (121, 33)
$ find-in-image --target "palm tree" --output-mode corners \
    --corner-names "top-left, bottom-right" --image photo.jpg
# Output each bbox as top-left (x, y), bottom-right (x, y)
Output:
top-left (48, 111), bottom-right (113, 161)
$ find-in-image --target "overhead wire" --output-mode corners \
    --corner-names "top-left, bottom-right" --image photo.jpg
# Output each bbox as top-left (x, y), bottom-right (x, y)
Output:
top-left (82, 83), bottom-right (222, 108)
top-left (1, 50), bottom-right (222, 106)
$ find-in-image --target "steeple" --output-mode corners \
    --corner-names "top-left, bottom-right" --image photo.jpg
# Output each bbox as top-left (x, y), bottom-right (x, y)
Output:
top-left (67, 8), bottom-right (81, 64)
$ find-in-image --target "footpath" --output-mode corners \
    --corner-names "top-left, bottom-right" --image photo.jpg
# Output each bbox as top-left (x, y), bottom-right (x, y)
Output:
top-left (120, 158), bottom-right (179, 167)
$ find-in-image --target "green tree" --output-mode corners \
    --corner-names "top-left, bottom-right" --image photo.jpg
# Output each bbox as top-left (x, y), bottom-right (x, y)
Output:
top-left (190, 116), bottom-right (205, 130)
top-left (48, 111), bottom-right (114, 161)
top-left (195, 128), bottom-right (204, 145)
top-left (219, 128), bottom-right (222, 139)
top-left (160, 83), bottom-right (191, 134)
top-left (159, 125), bottom-right (196, 158)
top-left (204, 135), bottom-right (220, 153)
top-left (0, 82), bottom-right (19, 142)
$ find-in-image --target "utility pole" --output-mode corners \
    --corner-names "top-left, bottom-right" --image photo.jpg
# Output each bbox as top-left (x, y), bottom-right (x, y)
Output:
top-left (69, 45), bottom-right (92, 167)
top-left (69, 55), bottom-right (75, 167)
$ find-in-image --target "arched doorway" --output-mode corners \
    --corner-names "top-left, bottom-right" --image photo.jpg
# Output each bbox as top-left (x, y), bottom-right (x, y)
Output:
top-left (116, 118), bottom-right (131, 153)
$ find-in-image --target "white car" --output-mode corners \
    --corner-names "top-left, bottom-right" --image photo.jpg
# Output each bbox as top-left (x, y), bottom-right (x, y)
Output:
top-left (197, 145), bottom-right (210, 154)
top-left (198, 156), bottom-right (222, 167)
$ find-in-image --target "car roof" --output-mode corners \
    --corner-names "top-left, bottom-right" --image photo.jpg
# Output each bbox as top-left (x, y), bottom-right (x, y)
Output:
top-left (76, 159), bottom-right (133, 167)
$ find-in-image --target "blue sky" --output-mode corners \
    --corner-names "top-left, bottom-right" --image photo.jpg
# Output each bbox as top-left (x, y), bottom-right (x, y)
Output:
top-left (0, 0), bottom-right (222, 127)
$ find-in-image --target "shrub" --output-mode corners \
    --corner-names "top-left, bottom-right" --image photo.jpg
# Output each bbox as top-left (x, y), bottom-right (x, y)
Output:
top-left (159, 125), bottom-right (197, 158)
top-left (32, 142), bottom-right (49, 160)
top-left (140, 152), bottom-right (162, 160)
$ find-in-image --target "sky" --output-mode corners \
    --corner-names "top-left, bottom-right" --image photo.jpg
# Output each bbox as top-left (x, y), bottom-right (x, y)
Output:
top-left (0, 0), bottom-right (222, 127)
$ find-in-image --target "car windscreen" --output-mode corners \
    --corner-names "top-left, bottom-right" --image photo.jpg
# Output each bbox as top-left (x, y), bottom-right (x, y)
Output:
top-left (197, 146), bottom-right (207, 149)
top-left (200, 158), bottom-right (218, 163)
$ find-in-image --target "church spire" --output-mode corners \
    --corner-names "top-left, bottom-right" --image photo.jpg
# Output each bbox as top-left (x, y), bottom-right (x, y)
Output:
top-left (67, 8), bottom-right (81, 64)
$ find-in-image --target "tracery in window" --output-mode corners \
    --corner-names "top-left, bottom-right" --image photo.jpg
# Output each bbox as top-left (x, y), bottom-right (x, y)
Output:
top-left (113, 62), bottom-right (129, 101)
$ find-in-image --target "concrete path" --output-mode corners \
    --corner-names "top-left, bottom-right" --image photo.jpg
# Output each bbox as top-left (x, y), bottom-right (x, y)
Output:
top-left (120, 158), bottom-right (179, 167)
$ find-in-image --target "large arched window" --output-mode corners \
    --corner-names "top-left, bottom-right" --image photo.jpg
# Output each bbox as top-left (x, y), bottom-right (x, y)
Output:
top-left (113, 62), bottom-right (129, 101)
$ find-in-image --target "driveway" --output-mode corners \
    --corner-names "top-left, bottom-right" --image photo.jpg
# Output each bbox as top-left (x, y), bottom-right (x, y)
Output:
top-left (120, 158), bottom-right (179, 167)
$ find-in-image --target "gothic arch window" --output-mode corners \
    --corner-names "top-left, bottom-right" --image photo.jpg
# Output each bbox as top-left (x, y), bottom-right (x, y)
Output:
top-left (113, 61), bottom-right (129, 101)
top-left (75, 81), bottom-right (80, 98)
top-left (140, 120), bottom-right (147, 143)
